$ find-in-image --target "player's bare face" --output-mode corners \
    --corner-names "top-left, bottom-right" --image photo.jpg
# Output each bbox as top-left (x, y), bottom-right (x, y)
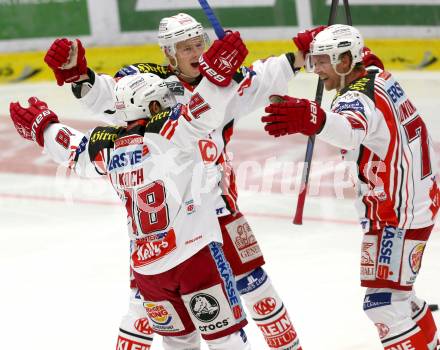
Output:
top-left (312, 54), bottom-right (340, 91)
top-left (175, 36), bottom-right (205, 80)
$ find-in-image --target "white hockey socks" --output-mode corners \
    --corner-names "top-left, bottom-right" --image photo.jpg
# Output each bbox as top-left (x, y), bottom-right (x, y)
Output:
top-left (162, 331), bottom-right (201, 350)
top-left (236, 268), bottom-right (301, 350)
top-left (364, 288), bottom-right (432, 350)
top-left (117, 289), bottom-right (154, 350)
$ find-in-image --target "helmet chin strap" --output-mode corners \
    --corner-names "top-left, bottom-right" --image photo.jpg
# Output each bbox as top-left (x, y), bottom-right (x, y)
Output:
top-left (334, 62), bottom-right (355, 90)
top-left (167, 52), bottom-right (200, 83)
top-left (174, 66), bottom-right (199, 82)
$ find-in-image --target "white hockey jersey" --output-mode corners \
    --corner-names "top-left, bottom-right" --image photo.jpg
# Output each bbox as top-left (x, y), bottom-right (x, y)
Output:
top-left (318, 70), bottom-right (439, 231)
top-left (44, 63), bottom-right (295, 275)
top-left (73, 55), bottom-right (297, 216)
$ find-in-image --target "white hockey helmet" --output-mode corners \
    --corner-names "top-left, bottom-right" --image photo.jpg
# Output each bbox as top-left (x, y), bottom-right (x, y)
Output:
top-left (158, 13), bottom-right (208, 57)
top-left (114, 73), bottom-right (176, 122)
top-left (307, 24), bottom-right (364, 73)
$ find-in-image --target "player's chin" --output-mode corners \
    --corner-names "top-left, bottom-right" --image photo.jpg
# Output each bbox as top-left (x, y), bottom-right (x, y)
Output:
top-left (322, 78), bottom-right (334, 91)
top-left (187, 66), bottom-right (201, 78)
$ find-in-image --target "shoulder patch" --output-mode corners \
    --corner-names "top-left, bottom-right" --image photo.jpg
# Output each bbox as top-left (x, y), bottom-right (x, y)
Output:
top-left (145, 109), bottom-right (172, 134)
top-left (132, 63), bottom-right (172, 79)
top-left (334, 99), bottom-right (365, 114)
top-left (114, 63), bottom-right (172, 79)
top-left (88, 126), bottom-right (122, 161)
top-left (340, 72), bottom-right (376, 101)
top-left (165, 80), bottom-right (185, 96)
top-left (347, 72), bottom-right (376, 101)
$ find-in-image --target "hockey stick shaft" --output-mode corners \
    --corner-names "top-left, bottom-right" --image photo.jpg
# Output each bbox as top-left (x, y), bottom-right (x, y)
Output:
top-left (343, 0), bottom-right (353, 25)
top-left (293, 0), bottom-right (345, 225)
top-left (198, 0), bottom-right (225, 39)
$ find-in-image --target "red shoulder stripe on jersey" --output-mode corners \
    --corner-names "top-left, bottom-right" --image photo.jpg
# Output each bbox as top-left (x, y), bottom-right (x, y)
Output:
top-left (160, 119), bottom-right (173, 138)
top-left (165, 120), bottom-right (178, 140)
top-left (342, 111), bottom-right (367, 131)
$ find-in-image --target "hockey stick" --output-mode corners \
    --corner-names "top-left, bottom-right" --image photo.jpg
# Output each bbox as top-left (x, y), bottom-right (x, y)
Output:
top-left (293, 0), bottom-right (354, 225)
top-left (198, 0), bottom-right (226, 39)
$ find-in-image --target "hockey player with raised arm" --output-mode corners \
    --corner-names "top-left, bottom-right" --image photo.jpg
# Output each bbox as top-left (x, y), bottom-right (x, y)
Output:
top-left (262, 24), bottom-right (440, 350)
top-left (9, 34), bottom-right (257, 349)
top-left (43, 13), bottom-right (305, 350)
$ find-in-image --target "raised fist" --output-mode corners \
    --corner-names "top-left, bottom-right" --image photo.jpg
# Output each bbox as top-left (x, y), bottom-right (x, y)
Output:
top-left (293, 26), bottom-right (326, 54)
top-left (199, 31), bottom-right (248, 87)
top-left (261, 95), bottom-right (326, 137)
top-left (44, 38), bottom-right (87, 86)
top-left (362, 47), bottom-right (385, 70)
top-left (9, 97), bottom-right (59, 147)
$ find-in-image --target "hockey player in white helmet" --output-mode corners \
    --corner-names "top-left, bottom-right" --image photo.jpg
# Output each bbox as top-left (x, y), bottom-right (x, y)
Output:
top-left (262, 24), bottom-right (440, 350)
top-left (10, 53), bottom-right (261, 348)
top-left (43, 14), bottom-right (308, 350)
top-left (157, 13), bottom-right (210, 81)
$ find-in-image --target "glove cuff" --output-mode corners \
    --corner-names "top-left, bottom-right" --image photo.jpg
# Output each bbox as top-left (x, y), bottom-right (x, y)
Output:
top-left (33, 113), bottom-right (59, 147)
top-left (199, 54), bottom-right (231, 86)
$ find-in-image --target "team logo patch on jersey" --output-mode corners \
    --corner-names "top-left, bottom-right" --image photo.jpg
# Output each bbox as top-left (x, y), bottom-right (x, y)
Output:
top-left (363, 292), bottom-right (392, 310)
top-left (253, 297), bottom-right (277, 316)
top-left (165, 81), bottom-right (185, 96)
top-left (198, 139), bottom-right (218, 164)
top-left (334, 99), bottom-right (365, 114)
top-left (190, 293), bottom-right (220, 322)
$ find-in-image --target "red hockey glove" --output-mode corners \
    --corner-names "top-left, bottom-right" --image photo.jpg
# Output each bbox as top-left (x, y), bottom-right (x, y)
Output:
top-left (362, 47), bottom-right (385, 70)
top-left (9, 97), bottom-right (59, 147)
top-left (261, 95), bottom-right (326, 137)
top-left (293, 26), bottom-right (326, 54)
top-left (199, 31), bottom-right (248, 87)
top-left (44, 38), bottom-right (87, 86)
